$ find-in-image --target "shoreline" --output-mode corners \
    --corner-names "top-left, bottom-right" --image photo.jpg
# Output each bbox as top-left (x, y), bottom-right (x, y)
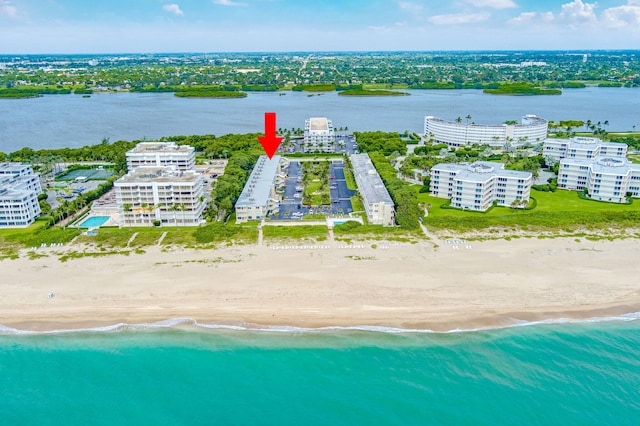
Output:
top-left (2, 237), bottom-right (640, 333)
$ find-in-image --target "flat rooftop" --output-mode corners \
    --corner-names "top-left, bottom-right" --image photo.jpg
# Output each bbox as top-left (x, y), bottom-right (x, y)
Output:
top-left (127, 142), bottom-right (194, 154)
top-left (350, 153), bottom-right (393, 205)
top-left (562, 157), bottom-right (640, 175)
top-left (0, 162), bottom-right (32, 175)
top-left (308, 117), bottom-right (330, 132)
top-left (236, 155), bottom-right (282, 208)
top-left (116, 166), bottom-right (201, 184)
top-left (433, 161), bottom-right (531, 182)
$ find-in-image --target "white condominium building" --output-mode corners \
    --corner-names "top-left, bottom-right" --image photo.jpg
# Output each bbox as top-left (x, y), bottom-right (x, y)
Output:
top-left (430, 161), bottom-right (532, 211)
top-left (0, 163), bottom-right (42, 228)
top-left (350, 153), bottom-right (395, 226)
top-left (235, 155), bottom-right (285, 223)
top-left (115, 166), bottom-right (205, 227)
top-left (424, 114), bottom-right (548, 148)
top-left (304, 117), bottom-right (336, 153)
top-left (558, 157), bottom-right (640, 203)
top-left (543, 137), bottom-right (627, 162)
top-left (126, 142), bottom-right (196, 171)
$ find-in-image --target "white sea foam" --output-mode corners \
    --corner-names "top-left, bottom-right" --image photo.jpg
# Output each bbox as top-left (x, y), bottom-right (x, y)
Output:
top-left (1, 312), bottom-right (639, 336)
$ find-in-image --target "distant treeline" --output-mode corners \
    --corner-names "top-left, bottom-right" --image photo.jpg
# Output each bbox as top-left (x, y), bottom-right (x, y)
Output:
top-left (483, 83), bottom-right (562, 96)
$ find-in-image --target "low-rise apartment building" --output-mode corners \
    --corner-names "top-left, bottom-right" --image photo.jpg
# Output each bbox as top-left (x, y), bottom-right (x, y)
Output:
top-left (235, 155), bottom-right (285, 223)
top-left (126, 142), bottom-right (196, 171)
top-left (115, 166), bottom-right (205, 226)
top-left (543, 137), bottom-right (627, 162)
top-left (350, 153), bottom-right (395, 226)
top-left (0, 163), bottom-right (42, 228)
top-left (558, 157), bottom-right (640, 203)
top-left (430, 161), bottom-right (532, 211)
top-left (304, 117), bottom-right (335, 153)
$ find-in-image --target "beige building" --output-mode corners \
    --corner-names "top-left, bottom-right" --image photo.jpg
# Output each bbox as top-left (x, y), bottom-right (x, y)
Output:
top-left (115, 166), bottom-right (205, 227)
top-left (126, 142), bottom-right (195, 171)
top-left (350, 153), bottom-right (395, 226)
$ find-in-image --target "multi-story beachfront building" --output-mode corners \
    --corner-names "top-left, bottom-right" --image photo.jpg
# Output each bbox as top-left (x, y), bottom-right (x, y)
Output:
top-left (350, 153), bottom-right (395, 226)
top-left (557, 157), bottom-right (640, 203)
top-left (430, 161), bottom-right (532, 211)
top-left (424, 115), bottom-right (548, 148)
top-left (235, 155), bottom-right (285, 223)
top-left (114, 166), bottom-right (205, 226)
top-left (304, 117), bottom-right (335, 153)
top-left (0, 163), bottom-right (42, 228)
top-left (543, 137), bottom-right (628, 162)
top-left (126, 142), bottom-right (196, 171)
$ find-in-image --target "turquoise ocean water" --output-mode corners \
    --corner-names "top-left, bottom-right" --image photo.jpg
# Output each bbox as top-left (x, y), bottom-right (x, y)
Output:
top-left (2, 319), bottom-right (640, 425)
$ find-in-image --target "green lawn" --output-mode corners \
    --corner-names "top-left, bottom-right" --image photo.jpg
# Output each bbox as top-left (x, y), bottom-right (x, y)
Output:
top-left (414, 185), bottom-right (640, 231)
top-left (263, 225), bottom-right (328, 241)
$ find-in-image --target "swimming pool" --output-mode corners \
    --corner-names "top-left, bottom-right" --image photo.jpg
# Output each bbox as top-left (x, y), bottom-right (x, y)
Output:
top-left (79, 216), bottom-right (110, 228)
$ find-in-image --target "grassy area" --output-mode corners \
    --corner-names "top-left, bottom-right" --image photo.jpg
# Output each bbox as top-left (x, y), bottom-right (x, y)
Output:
top-left (349, 196), bottom-right (367, 224)
top-left (343, 163), bottom-right (358, 190)
top-left (415, 185), bottom-right (640, 231)
top-left (302, 162), bottom-right (330, 206)
top-left (333, 221), bottom-right (422, 242)
top-left (263, 225), bottom-right (328, 241)
top-left (0, 219), bottom-right (80, 249)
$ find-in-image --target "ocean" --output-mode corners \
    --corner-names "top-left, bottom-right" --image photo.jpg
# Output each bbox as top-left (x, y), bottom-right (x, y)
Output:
top-left (2, 318), bottom-right (639, 425)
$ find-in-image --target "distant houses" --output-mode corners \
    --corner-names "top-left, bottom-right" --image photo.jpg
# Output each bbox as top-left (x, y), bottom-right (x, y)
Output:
top-left (0, 163), bottom-right (42, 228)
top-left (114, 142), bottom-right (205, 227)
top-left (430, 161), bottom-right (532, 211)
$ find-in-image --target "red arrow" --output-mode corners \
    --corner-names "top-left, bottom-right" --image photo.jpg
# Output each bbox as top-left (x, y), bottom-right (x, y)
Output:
top-left (258, 112), bottom-right (284, 159)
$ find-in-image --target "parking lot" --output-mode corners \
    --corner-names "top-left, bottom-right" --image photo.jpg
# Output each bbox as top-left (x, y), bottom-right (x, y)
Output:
top-left (271, 160), bottom-right (311, 220)
top-left (279, 134), bottom-right (358, 155)
top-left (328, 161), bottom-right (355, 214)
top-left (270, 159), bottom-right (355, 221)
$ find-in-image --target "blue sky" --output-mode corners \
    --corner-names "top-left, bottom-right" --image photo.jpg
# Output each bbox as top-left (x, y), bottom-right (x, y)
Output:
top-left (1, 0), bottom-right (639, 53)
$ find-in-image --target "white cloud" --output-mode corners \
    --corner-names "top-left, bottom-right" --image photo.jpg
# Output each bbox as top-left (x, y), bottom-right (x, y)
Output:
top-left (559, 0), bottom-right (598, 24)
top-left (213, 0), bottom-right (248, 6)
top-left (507, 11), bottom-right (536, 24)
top-left (507, 11), bottom-right (555, 25)
top-left (462, 0), bottom-right (517, 9)
top-left (601, 2), bottom-right (640, 29)
top-left (367, 25), bottom-right (390, 32)
top-left (399, 1), bottom-right (422, 11)
top-left (428, 12), bottom-right (490, 25)
top-left (163, 4), bottom-right (184, 16)
top-left (0, 0), bottom-right (17, 18)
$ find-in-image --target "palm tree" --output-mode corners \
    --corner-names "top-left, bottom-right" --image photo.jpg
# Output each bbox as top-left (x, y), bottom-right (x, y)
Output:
top-left (465, 114), bottom-right (472, 124)
top-left (169, 204), bottom-right (180, 227)
top-left (455, 117), bottom-right (462, 124)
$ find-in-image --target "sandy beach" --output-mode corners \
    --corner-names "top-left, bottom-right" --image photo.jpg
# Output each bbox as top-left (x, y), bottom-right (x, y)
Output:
top-left (2, 237), bottom-right (640, 332)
